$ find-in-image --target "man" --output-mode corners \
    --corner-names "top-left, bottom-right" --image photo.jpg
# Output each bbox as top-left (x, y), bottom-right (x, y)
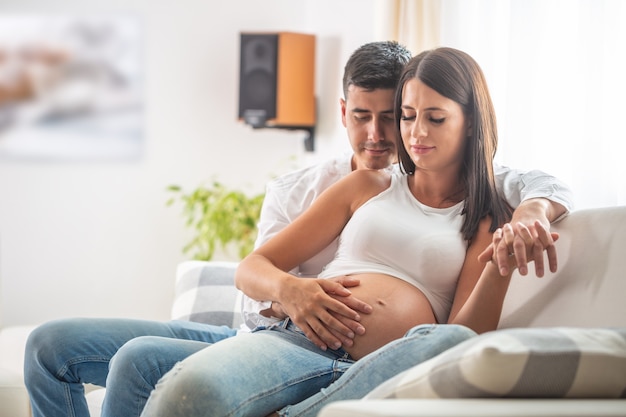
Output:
top-left (24, 41), bottom-right (573, 417)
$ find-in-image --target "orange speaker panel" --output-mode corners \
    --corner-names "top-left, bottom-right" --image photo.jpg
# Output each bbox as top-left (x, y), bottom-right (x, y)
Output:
top-left (274, 32), bottom-right (315, 127)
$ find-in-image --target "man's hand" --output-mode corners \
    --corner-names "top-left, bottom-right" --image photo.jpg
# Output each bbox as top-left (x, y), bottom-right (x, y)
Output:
top-left (277, 276), bottom-right (372, 351)
top-left (479, 198), bottom-right (565, 276)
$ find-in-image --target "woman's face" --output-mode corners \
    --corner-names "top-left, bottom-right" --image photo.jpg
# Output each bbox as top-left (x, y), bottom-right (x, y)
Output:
top-left (399, 78), bottom-right (469, 174)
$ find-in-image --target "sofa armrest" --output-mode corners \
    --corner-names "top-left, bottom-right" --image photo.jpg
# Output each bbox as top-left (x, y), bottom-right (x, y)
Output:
top-left (170, 260), bottom-right (242, 328)
top-left (318, 399), bottom-right (626, 417)
top-left (0, 325), bottom-right (36, 376)
top-left (0, 325), bottom-right (38, 417)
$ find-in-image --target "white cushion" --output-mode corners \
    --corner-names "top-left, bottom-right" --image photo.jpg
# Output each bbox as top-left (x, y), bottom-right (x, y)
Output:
top-left (86, 388), bottom-right (106, 417)
top-left (367, 327), bottom-right (626, 400)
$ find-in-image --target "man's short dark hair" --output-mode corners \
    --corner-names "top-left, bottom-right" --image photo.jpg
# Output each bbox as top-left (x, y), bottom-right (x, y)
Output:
top-left (342, 41), bottom-right (412, 98)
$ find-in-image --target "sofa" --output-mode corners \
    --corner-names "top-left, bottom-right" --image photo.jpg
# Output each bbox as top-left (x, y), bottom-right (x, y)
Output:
top-left (1, 205), bottom-right (625, 417)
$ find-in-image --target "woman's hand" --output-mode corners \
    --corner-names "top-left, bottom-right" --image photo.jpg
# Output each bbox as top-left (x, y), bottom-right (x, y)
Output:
top-left (483, 220), bottom-right (559, 276)
top-left (278, 275), bottom-right (372, 351)
top-left (479, 198), bottom-right (563, 276)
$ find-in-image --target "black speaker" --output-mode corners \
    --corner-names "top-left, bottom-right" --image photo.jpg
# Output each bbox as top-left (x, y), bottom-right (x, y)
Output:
top-left (238, 32), bottom-right (315, 129)
top-left (239, 34), bottom-right (278, 126)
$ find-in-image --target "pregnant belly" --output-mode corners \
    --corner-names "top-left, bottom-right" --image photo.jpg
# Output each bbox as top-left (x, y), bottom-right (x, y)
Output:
top-left (341, 274), bottom-right (437, 360)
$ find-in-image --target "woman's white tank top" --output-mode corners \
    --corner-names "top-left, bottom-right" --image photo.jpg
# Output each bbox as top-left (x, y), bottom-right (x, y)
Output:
top-left (319, 173), bottom-right (467, 323)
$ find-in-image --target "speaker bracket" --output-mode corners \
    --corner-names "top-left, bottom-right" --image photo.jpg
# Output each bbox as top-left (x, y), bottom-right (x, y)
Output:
top-left (243, 110), bottom-right (269, 128)
top-left (250, 124), bottom-right (315, 152)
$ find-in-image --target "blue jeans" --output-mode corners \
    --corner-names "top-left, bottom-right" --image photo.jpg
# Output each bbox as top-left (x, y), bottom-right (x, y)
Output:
top-left (140, 321), bottom-right (476, 417)
top-left (24, 318), bottom-right (237, 417)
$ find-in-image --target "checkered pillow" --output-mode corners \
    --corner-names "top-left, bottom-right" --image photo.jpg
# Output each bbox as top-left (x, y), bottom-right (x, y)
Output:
top-left (170, 260), bottom-right (242, 328)
top-left (367, 327), bottom-right (626, 399)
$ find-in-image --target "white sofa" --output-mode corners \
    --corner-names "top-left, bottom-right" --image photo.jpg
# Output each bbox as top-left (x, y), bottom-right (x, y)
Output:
top-left (319, 205), bottom-right (626, 417)
top-left (1, 206), bottom-right (625, 417)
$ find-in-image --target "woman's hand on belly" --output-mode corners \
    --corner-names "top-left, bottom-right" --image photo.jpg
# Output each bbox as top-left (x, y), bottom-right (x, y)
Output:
top-left (333, 274), bottom-right (437, 360)
top-left (278, 276), bottom-right (374, 352)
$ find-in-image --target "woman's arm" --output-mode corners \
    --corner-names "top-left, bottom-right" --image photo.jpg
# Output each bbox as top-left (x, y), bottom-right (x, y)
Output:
top-left (235, 169), bottom-right (388, 350)
top-left (448, 218), bottom-right (557, 334)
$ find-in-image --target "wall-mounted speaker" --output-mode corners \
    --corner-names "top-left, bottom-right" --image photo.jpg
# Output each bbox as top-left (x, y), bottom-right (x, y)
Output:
top-left (238, 32), bottom-right (315, 131)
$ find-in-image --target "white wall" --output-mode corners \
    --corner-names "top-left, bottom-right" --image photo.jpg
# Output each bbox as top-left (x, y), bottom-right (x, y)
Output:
top-left (0, 0), bottom-right (378, 326)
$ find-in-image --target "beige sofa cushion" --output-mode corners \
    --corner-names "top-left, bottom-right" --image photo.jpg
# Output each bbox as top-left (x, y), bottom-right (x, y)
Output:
top-left (170, 261), bottom-right (241, 327)
top-left (366, 327), bottom-right (626, 400)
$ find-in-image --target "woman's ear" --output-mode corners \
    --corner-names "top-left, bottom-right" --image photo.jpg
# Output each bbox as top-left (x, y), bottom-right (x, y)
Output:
top-left (466, 121), bottom-right (472, 137)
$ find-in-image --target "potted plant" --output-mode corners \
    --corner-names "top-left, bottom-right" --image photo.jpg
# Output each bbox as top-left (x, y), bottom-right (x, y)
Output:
top-left (166, 181), bottom-right (265, 261)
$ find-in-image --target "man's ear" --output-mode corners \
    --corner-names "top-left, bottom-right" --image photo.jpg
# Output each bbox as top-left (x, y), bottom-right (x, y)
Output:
top-left (340, 98), bottom-right (348, 127)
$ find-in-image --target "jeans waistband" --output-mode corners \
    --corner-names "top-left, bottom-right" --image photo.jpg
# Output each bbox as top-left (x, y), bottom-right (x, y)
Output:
top-left (275, 318), bottom-right (352, 360)
top-left (279, 317), bottom-right (300, 330)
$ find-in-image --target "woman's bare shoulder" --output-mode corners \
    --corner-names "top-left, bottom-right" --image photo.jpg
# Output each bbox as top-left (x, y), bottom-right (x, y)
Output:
top-left (344, 169), bottom-right (392, 189)
top-left (316, 169), bottom-right (393, 210)
top-left (340, 170), bottom-right (393, 211)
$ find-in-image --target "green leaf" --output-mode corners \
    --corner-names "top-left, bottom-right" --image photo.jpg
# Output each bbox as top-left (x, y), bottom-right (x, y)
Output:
top-left (166, 181), bottom-right (265, 261)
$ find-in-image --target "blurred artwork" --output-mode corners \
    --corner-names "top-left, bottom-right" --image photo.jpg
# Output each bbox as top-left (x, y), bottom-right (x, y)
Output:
top-left (0, 15), bottom-right (143, 161)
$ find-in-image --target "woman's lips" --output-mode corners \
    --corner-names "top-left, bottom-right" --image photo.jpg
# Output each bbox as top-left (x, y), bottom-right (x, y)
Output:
top-left (411, 145), bottom-right (434, 155)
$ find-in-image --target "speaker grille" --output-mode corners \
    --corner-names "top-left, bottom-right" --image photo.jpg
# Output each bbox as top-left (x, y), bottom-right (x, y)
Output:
top-left (239, 34), bottom-right (278, 126)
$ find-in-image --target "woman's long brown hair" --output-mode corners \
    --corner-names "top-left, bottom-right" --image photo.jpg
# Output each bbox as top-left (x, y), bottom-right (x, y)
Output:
top-left (395, 47), bottom-right (512, 241)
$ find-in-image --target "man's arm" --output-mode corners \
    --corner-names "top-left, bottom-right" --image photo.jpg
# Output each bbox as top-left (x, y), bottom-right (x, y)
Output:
top-left (493, 165), bottom-right (574, 214)
top-left (240, 180), bottom-right (290, 331)
top-left (486, 165), bottom-right (574, 275)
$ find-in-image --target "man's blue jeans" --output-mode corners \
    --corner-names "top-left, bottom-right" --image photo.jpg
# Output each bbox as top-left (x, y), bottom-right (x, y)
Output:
top-left (24, 318), bottom-right (237, 417)
top-left (139, 321), bottom-right (477, 417)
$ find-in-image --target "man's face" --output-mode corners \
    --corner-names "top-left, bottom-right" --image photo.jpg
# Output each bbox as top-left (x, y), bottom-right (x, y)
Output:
top-left (341, 86), bottom-right (397, 171)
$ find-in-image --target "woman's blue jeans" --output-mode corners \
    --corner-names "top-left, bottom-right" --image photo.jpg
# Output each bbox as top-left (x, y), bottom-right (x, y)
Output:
top-left (139, 321), bottom-right (477, 417)
top-left (24, 318), bottom-right (237, 417)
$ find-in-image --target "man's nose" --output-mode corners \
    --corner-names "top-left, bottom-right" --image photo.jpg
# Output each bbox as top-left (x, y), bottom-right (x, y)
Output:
top-left (369, 118), bottom-right (386, 142)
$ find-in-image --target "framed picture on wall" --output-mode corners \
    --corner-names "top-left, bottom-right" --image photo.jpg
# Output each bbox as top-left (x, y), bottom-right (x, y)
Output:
top-left (0, 14), bottom-right (143, 161)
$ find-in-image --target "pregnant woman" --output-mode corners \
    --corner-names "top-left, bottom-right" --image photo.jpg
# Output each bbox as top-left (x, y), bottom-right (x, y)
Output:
top-left (140, 47), bottom-right (556, 417)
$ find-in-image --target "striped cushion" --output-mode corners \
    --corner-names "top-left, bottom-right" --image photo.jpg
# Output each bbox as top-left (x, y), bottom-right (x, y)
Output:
top-left (367, 327), bottom-right (626, 399)
top-left (170, 261), bottom-right (242, 328)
